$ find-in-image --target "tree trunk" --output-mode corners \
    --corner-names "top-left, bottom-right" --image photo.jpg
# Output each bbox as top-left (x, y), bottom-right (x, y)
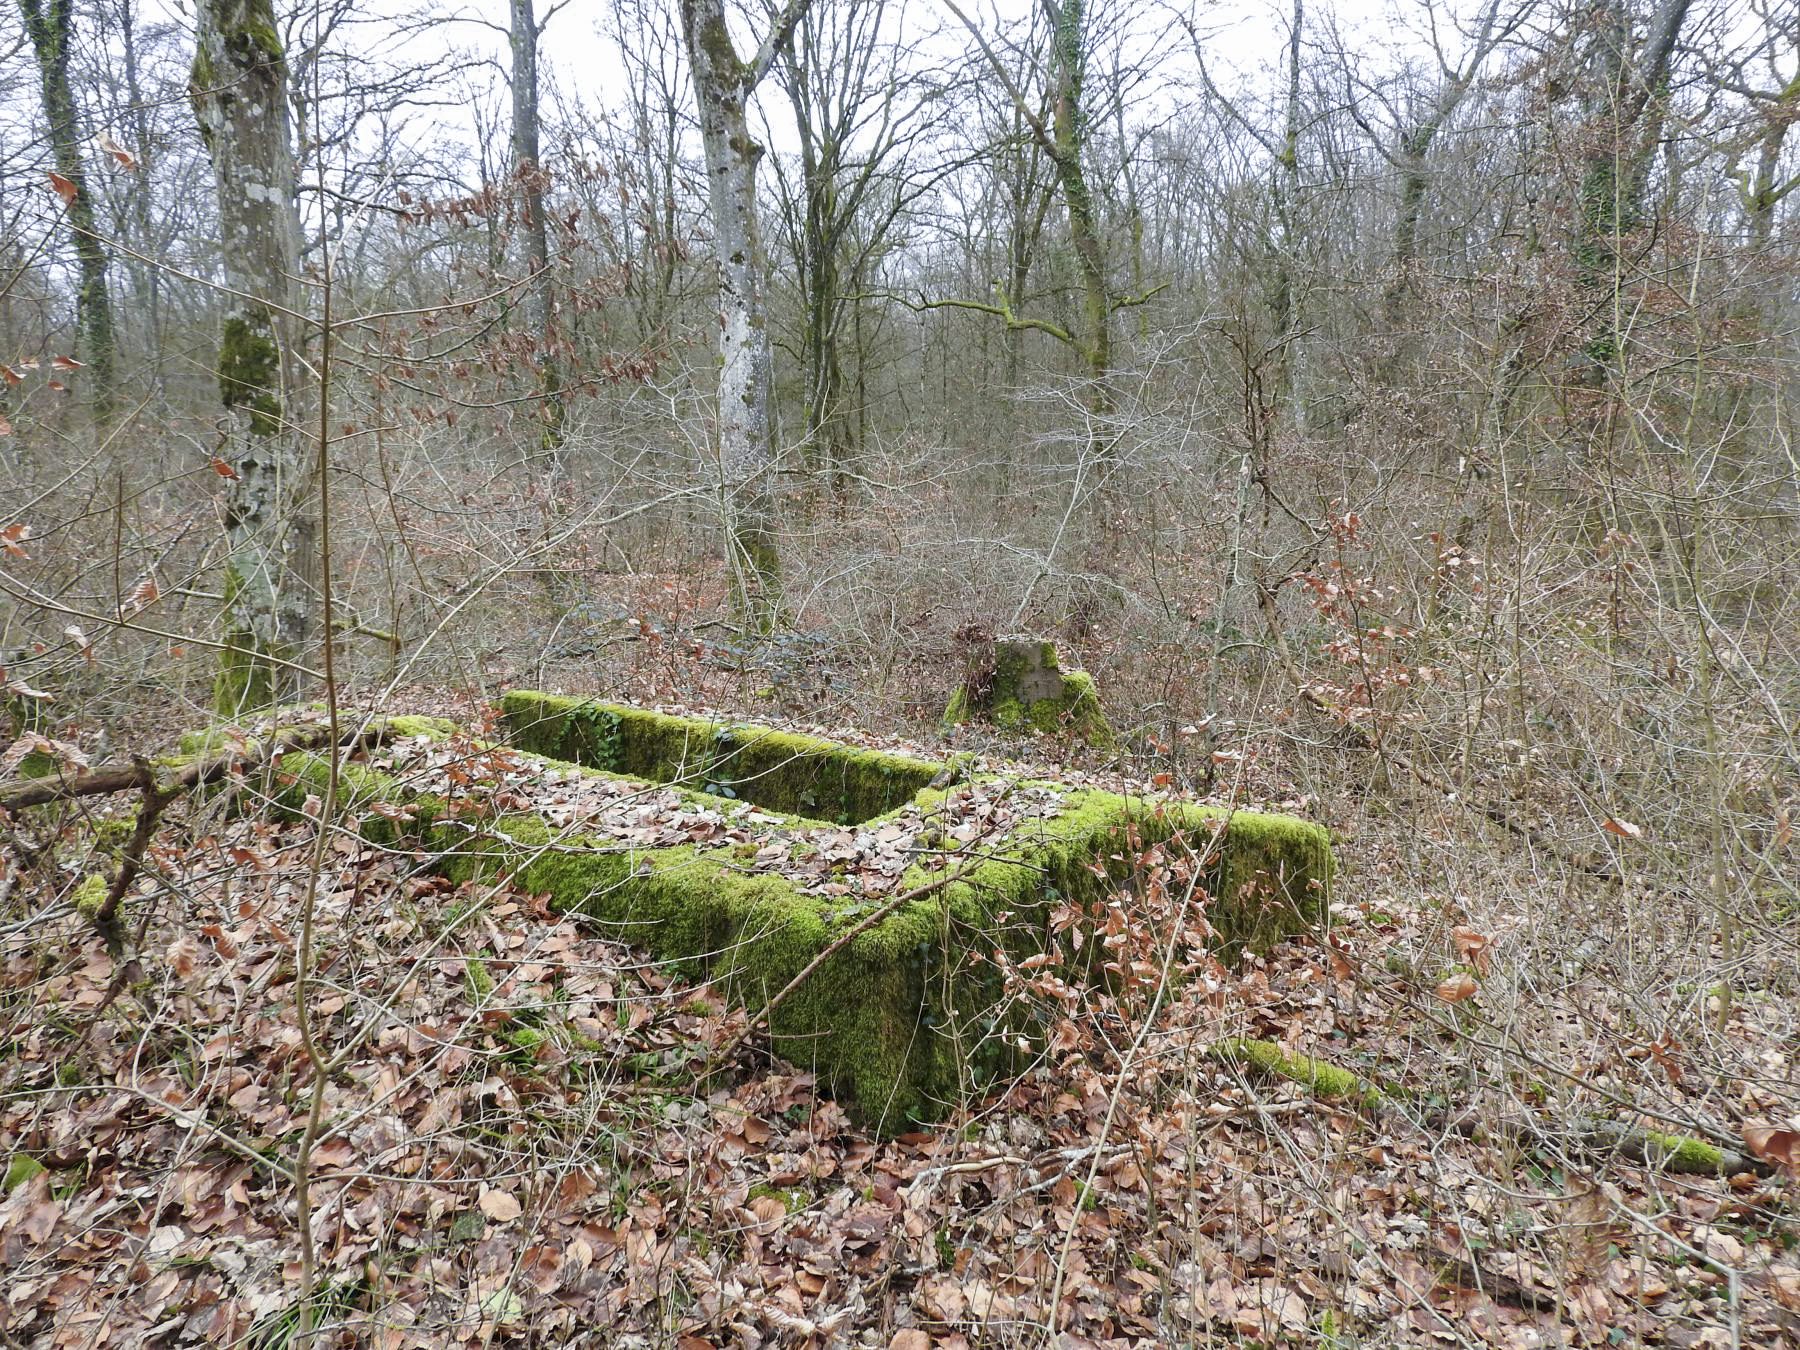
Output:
top-left (1271, 0), bottom-right (1305, 432)
top-left (190, 0), bottom-right (314, 715)
top-left (1574, 0), bottom-right (1693, 379)
top-left (1044, 0), bottom-right (1110, 422)
top-left (19, 0), bottom-right (117, 425)
top-left (679, 0), bottom-right (805, 632)
top-left (509, 0), bottom-right (565, 470)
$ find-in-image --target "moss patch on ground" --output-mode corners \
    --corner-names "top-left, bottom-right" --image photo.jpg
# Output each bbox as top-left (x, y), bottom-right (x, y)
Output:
top-left (1211, 1037), bottom-right (1385, 1112)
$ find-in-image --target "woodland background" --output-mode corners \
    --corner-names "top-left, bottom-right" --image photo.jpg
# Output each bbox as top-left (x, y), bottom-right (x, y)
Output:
top-left (1, 0), bottom-right (1798, 1342)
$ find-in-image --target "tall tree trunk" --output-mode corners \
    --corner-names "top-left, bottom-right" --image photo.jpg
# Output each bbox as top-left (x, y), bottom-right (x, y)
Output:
top-left (1574, 0), bottom-right (1693, 379)
top-left (1044, 0), bottom-right (1110, 421)
top-left (190, 0), bottom-right (314, 715)
top-left (1271, 0), bottom-right (1305, 432)
top-left (1741, 71), bottom-right (1799, 250)
top-left (19, 0), bottom-right (117, 425)
top-left (509, 0), bottom-right (564, 470)
top-left (678, 0), bottom-right (812, 632)
top-left (113, 0), bottom-right (163, 388)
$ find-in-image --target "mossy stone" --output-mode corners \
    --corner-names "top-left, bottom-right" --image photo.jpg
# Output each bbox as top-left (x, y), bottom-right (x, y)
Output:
top-left (944, 637), bottom-right (1114, 747)
top-left (255, 731), bottom-right (1330, 1133)
top-left (498, 690), bottom-right (941, 823)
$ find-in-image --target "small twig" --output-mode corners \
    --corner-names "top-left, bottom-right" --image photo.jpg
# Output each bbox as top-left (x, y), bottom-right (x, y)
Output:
top-left (91, 755), bottom-right (178, 956)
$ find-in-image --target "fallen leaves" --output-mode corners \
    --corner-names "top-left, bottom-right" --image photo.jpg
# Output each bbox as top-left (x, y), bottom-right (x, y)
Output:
top-left (1435, 971), bottom-right (1479, 1002)
top-left (478, 1186), bottom-right (523, 1223)
top-left (1742, 1123), bottom-right (1800, 1176)
top-left (1, 706), bottom-right (1796, 1350)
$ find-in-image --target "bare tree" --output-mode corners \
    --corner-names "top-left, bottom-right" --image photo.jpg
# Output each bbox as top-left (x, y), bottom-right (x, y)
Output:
top-left (1339, 0), bottom-right (1525, 323)
top-left (943, 0), bottom-right (1118, 426)
top-left (1572, 0), bottom-right (1694, 377)
top-left (768, 0), bottom-right (950, 486)
top-left (190, 0), bottom-right (314, 713)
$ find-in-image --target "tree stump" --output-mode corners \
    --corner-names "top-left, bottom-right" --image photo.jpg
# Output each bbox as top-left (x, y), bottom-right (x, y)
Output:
top-left (944, 636), bottom-right (1114, 747)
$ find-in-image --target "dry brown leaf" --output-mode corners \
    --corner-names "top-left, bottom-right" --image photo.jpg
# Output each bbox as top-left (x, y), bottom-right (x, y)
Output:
top-left (98, 133), bottom-right (138, 170)
top-left (479, 1186), bottom-right (522, 1223)
top-left (1434, 972), bottom-right (1478, 1003)
top-left (1743, 1125), bottom-right (1800, 1176)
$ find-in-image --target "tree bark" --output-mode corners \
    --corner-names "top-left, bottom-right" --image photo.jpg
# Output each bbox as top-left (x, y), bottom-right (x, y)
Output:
top-left (509, 0), bottom-right (565, 471)
top-left (1043, 0), bottom-right (1111, 421)
top-left (19, 0), bottom-right (118, 424)
top-left (189, 0), bottom-right (314, 715)
top-left (678, 0), bottom-right (811, 631)
top-left (1574, 0), bottom-right (1693, 379)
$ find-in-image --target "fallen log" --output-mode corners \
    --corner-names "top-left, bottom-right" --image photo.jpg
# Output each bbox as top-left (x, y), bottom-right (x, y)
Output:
top-left (0, 716), bottom-right (423, 814)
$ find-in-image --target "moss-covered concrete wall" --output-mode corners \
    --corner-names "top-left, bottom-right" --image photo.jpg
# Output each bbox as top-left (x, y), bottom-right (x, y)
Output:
top-left (499, 690), bottom-right (943, 824)
top-left (258, 711), bottom-right (1332, 1133)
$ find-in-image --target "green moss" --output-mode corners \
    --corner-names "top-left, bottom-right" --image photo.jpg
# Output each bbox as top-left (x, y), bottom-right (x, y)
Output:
top-left (91, 817), bottom-right (135, 856)
top-left (4, 1155), bottom-right (46, 1192)
top-left (465, 958), bottom-right (496, 1004)
top-left (504, 1027), bottom-right (547, 1056)
top-left (943, 641), bottom-right (1114, 747)
top-left (213, 564), bottom-right (277, 718)
top-left (183, 705), bottom-right (1332, 1134)
top-left (73, 874), bottom-right (109, 921)
top-left (1636, 1130), bottom-right (1728, 1174)
top-left (386, 715), bottom-right (457, 739)
top-left (1211, 1037), bottom-right (1383, 1112)
top-left (498, 691), bottom-right (941, 823)
top-left (217, 313), bottom-right (283, 437)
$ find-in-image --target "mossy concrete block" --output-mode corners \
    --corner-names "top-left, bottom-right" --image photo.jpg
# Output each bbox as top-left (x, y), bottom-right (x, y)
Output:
top-left (263, 716), bottom-right (1331, 1132)
top-left (499, 690), bottom-right (942, 823)
top-left (944, 638), bottom-right (1114, 747)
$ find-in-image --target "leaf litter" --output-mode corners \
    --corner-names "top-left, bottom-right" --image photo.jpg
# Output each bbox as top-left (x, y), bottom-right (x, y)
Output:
top-left (0, 713), bottom-right (1796, 1347)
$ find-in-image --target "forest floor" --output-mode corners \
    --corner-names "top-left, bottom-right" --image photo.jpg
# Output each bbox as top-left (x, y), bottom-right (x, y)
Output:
top-left (3, 664), bottom-right (1799, 1348)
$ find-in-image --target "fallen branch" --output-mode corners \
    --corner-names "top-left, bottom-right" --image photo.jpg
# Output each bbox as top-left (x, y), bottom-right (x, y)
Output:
top-left (1217, 1035), bottom-right (1775, 1178)
top-left (0, 717), bottom-right (402, 814)
top-left (91, 755), bottom-right (178, 954)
